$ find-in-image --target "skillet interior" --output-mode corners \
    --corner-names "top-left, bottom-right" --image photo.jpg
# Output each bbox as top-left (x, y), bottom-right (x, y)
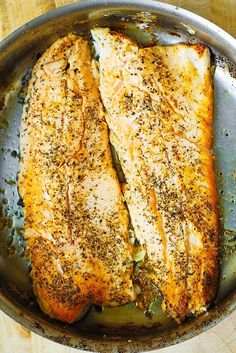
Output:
top-left (0, 1), bottom-right (235, 352)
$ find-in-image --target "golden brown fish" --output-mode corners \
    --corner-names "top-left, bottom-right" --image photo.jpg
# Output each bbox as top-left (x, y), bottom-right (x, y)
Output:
top-left (92, 28), bottom-right (218, 322)
top-left (19, 34), bottom-right (135, 323)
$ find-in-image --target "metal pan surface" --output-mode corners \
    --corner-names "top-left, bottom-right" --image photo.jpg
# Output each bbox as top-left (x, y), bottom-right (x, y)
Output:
top-left (0, 1), bottom-right (235, 352)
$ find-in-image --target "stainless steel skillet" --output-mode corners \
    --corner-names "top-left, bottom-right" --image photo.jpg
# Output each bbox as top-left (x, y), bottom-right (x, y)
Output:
top-left (0, 1), bottom-right (236, 352)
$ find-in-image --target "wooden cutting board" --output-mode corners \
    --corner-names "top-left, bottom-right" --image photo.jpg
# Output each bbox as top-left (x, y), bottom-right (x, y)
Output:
top-left (0, 1), bottom-right (236, 353)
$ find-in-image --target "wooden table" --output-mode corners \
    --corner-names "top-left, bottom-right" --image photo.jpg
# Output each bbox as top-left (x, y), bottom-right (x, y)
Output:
top-left (0, 1), bottom-right (235, 352)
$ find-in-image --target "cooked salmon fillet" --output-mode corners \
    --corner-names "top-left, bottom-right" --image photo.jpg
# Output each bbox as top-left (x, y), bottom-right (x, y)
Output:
top-left (92, 28), bottom-right (218, 322)
top-left (19, 34), bottom-right (135, 323)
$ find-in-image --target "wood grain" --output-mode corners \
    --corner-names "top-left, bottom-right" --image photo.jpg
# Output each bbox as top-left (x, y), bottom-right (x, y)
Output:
top-left (0, 0), bottom-right (236, 38)
top-left (0, 1), bottom-right (235, 353)
top-left (1, 310), bottom-right (236, 353)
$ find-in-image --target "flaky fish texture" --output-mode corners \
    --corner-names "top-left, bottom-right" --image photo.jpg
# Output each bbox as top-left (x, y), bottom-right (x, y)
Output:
top-left (19, 34), bottom-right (135, 323)
top-left (92, 28), bottom-right (218, 322)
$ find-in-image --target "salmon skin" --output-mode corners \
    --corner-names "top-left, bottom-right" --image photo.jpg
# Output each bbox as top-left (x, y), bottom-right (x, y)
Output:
top-left (19, 34), bottom-right (136, 323)
top-left (92, 28), bottom-right (218, 322)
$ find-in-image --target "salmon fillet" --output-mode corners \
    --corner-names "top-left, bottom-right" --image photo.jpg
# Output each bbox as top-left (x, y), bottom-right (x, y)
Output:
top-left (92, 28), bottom-right (218, 322)
top-left (19, 34), bottom-right (135, 323)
